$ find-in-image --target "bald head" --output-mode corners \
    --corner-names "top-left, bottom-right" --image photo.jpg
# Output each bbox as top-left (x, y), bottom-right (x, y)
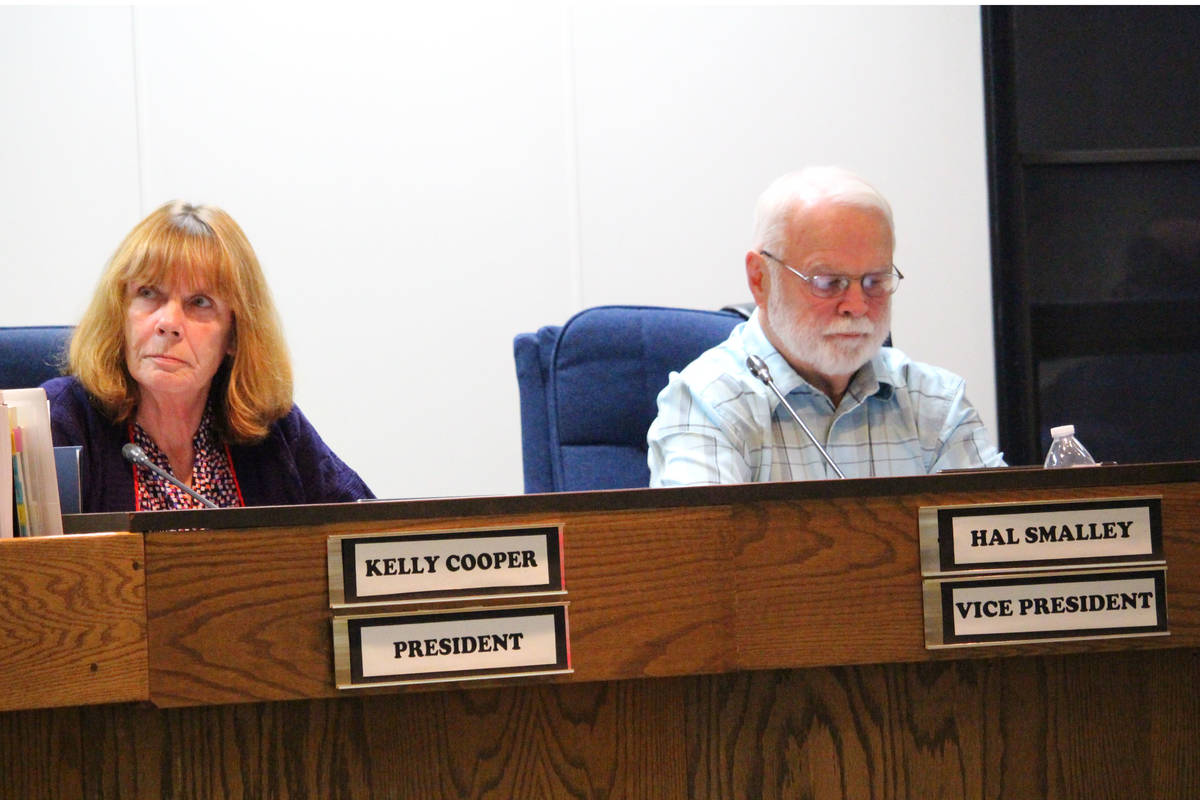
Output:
top-left (751, 166), bottom-right (894, 255)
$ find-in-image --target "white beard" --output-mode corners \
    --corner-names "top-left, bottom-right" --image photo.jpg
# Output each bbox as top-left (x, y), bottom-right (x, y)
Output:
top-left (767, 291), bottom-right (891, 378)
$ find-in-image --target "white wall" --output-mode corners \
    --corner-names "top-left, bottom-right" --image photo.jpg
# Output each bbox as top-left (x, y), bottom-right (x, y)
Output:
top-left (1, 5), bottom-right (999, 499)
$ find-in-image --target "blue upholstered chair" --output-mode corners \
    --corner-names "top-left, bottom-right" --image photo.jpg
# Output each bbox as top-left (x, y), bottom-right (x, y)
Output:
top-left (0, 326), bottom-right (72, 389)
top-left (513, 305), bottom-right (748, 493)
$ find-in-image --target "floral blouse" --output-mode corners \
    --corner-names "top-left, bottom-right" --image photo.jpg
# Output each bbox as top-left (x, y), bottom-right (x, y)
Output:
top-left (129, 407), bottom-right (244, 510)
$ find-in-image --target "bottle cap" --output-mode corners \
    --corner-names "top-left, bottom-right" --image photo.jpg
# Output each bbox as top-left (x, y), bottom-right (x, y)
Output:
top-left (1050, 424), bottom-right (1075, 438)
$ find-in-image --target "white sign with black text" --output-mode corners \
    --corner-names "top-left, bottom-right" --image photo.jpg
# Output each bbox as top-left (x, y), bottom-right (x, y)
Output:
top-left (919, 496), bottom-right (1163, 575)
top-left (327, 525), bottom-right (564, 606)
top-left (333, 604), bottom-right (572, 689)
top-left (924, 568), bottom-right (1168, 647)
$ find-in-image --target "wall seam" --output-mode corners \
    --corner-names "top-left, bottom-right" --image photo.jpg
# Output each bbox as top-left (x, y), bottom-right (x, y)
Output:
top-left (129, 6), bottom-right (147, 213)
top-left (560, 4), bottom-right (585, 310)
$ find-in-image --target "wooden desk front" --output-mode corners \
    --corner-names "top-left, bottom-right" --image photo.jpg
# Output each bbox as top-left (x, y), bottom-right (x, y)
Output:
top-left (2, 463), bottom-right (1198, 798)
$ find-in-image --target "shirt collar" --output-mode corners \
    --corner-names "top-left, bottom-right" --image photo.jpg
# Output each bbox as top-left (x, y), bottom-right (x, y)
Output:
top-left (743, 308), bottom-right (895, 403)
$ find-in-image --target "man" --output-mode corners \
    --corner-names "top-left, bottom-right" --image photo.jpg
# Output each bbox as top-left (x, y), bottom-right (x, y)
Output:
top-left (648, 166), bottom-right (1004, 486)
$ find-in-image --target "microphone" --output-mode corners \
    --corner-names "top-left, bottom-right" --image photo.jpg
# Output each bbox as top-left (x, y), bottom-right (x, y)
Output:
top-left (122, 442), bottom-right (219, 509)
top-left (746, 355), bottom-right (847, 479)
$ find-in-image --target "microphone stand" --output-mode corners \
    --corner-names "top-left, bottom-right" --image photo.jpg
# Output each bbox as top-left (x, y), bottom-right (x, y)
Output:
top-left (121, 443), bottom-right (219, 508)
top-left (746, 355), bottom-right (846, 479)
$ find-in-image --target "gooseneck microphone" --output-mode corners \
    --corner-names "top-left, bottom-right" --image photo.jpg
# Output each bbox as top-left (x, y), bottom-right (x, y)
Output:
top-left (746, 355), bottom-right (847, 479)
top-left (121, 442), bottom-right (219, 508)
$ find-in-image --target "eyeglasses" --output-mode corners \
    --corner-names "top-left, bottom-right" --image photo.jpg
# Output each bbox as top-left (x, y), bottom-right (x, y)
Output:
top-left (759, 250), bottom-right (904, 299)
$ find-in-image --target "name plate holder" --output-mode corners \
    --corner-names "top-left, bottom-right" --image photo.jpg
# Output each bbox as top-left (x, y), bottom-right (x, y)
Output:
top-left (924, 568), bottom-right (1168, 647)
top-left (918, 496), bottom-right (1168, 648)
top-left (919, 495), bottom-right (1163, 575)
top-left (333, 603), bottom-right (572, 689)
top-left (328, 524), bottom-right (565, 607)
top-left (327, 524), bottom-right (572, 689)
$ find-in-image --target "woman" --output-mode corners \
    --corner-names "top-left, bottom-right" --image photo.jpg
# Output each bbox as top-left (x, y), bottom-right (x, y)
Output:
top-left (46, 201), bottom-right (373, 511)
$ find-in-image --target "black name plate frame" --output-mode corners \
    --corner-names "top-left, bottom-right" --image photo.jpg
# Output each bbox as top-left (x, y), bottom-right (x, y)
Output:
top-left (923, 567), bottom-right (1168, 648)
top-left (328, 524), bottom-right (565, 607)
top-left (332, 603), bottom-right (572, 689)
top-left (919, 495), bottom-right (1163, 576)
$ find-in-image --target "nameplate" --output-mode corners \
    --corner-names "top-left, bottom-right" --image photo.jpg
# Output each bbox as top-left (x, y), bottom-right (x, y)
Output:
top-left (923, 567), bottom-right (1168, 648)
top-left (919, 496), bottom-right (1162, 575)
top-left (328, 525), bottom-right (564, 607)
top-left (332, 603), bottom-right (572, 689)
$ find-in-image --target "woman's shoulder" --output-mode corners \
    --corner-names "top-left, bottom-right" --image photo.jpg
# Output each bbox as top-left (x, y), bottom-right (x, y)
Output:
top-left (266, 403), bottom-right (307, 437)
top-left (41, 375), bottom-right (89, 407)
top-left (244, 404), bottom-right (320, 455)
top-left (42, 376), bottom-right (121, 450)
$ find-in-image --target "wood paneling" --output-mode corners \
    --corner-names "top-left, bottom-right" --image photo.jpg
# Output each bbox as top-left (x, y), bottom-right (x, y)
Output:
top-left (145, 479), bottom-right (1200, 707)
top-left (3, 651), bottom-right (1198, 799)
top-left (145, 506), bottom-right (738, 706)
top-left (735, 481), bottom-right (1200, 669)
top-left (4, 468), bottom-right (1200, 796)
top-left (0, 533), bottom-right (146, 711)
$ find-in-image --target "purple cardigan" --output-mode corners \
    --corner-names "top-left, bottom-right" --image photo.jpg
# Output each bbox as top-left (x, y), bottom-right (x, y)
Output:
top-left (44, 377), bottom-right (374, 512)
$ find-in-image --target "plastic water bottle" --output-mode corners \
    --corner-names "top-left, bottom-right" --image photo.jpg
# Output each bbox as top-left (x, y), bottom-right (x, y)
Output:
top-left (1043, 425), bottom-right (1097, 468)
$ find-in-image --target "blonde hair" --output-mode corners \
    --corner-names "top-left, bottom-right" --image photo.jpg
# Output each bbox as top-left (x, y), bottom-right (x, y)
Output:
top-left (69, 201), bottom-right (293, 443)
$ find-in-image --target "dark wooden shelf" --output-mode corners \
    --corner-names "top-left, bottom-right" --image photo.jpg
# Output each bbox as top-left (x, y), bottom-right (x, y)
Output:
top-left (1022, 147), bottom-right (1200, 165)
top-left (1030, 299), bottom-right (1200, 360)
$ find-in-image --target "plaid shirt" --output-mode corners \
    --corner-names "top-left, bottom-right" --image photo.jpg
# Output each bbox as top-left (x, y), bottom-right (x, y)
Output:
top-left (647, 311), bottom-right (1005, 486)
